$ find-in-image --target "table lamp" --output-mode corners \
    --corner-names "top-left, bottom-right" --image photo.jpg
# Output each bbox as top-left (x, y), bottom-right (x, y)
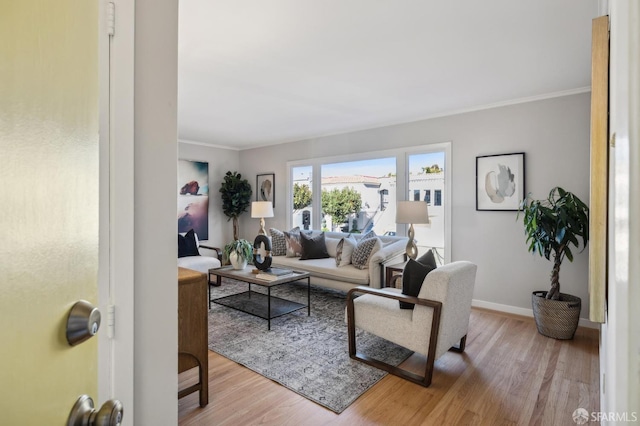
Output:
top-left (251, 201), bottom-right (274, 235)
top-left (396, 201), bottom-right (430, 260)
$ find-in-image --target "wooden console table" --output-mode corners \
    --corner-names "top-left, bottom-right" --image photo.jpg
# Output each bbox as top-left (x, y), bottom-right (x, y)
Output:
top-left (178, 267), bottom-right (209, 407)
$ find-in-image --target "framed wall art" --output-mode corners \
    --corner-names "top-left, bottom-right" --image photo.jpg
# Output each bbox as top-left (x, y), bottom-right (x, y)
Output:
top-left (177, 159), bottom-right (209, 239)
top-left (476, 152), bottom-right (525, 211)
top-left (256, 173), bottom-right (275, 207)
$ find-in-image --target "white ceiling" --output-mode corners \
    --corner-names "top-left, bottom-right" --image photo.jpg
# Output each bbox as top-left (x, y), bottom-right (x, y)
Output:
top-left (178, 0), bottom-right (600, 150)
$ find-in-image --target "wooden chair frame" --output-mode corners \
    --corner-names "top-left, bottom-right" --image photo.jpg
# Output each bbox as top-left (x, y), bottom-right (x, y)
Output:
top-left (346, 286), bottom-right (466, 387)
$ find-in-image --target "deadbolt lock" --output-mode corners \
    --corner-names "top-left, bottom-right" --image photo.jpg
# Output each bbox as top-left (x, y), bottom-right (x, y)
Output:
top-left (66, 300), bottom-right (101, 346)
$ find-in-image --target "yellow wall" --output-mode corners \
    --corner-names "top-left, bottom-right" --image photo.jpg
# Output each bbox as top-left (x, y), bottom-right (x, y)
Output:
top-left (0, 0), bottom-right (99, 422)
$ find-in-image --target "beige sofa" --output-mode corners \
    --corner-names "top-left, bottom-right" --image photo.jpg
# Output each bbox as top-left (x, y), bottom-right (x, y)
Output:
top-left (271, 231), bottom-right (408, 292)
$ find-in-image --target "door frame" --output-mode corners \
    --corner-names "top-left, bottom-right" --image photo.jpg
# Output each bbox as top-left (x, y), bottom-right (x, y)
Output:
top-left (98, 0), bottom-right (135, 418)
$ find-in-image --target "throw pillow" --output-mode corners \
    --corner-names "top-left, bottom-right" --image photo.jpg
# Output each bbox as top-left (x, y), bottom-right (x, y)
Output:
top-left (359, 229), bottom-right (377, 241)
top-left (399, 259), bottom-right (436, 309)
top-left (351, 237), bottom-right (382, 270)
top-left (178, 229), bottom-right (200, 258)
top-left (335, 236), bottom-right (357, 267)
top-left (269, 228), bottom-right (287, 256)
top-left (324, 237), bottom-right (340, 258)
top-left (299, 232), bottom-right (330, 260)
top-left (284, 227), bottom-right (303, 257)
top-left (416, 249), bottom-right (437, 269)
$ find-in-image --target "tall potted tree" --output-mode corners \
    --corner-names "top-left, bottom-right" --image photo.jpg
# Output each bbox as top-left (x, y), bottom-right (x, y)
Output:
top-left (518, 187), bottom-right (589, 339)
top-left (219, 171), bottom-right (252, 240)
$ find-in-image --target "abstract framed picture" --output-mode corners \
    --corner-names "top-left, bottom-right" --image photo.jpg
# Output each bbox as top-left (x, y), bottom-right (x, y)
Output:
top-left (476, 152), bottom-right (525, 211)
top-left (177, 160), bottom-right (209, 239)
top-left (256, 173), bottom-right (275, 207)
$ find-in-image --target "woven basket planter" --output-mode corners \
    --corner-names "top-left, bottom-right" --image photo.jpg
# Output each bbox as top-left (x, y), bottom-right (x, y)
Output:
top-left (531, 291), bottom-right (581, 340)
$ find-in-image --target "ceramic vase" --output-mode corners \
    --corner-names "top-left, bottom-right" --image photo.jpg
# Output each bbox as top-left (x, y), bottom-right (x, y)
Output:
top-left (229, 251), bottom-right (247, 270)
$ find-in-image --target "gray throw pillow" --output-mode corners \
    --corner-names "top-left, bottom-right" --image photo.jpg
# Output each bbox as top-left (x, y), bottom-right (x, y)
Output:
top-left (359, 229), bottom-right (377, 241)
top-left (416, 249), bottom-right (437, 269)
top-left (269, 228), bottom-right (287, 256)
top-left (351, 237), bottom-right (382, 269)
top-left (299, 232), bottom-right (330, 260)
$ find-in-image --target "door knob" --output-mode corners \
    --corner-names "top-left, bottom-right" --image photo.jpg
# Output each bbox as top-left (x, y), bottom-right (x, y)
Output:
top-left (68, 395), bottom-right (123, 426)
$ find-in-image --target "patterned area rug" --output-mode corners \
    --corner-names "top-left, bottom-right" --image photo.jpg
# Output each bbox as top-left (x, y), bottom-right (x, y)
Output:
top-left (208, 278), bottom-right (412, 413)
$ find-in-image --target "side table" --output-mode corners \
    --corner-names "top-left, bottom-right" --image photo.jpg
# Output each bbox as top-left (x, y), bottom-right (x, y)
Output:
top-left (385, 261), bottom-right (407, 288)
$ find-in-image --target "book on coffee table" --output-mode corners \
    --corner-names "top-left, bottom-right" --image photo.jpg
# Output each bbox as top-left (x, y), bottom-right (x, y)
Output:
top-left (263, 267), bottom-right (293, 276)
top-left (255, 268), bottom-right (295, 281)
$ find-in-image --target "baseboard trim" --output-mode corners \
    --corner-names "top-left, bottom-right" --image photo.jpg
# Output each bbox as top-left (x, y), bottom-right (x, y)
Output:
top-left (472, 299), bottom-right (600, 330)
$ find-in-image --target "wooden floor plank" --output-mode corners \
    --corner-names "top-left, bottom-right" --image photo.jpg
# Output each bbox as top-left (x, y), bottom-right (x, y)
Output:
top-left (179, 308), bottom-right (599, 425)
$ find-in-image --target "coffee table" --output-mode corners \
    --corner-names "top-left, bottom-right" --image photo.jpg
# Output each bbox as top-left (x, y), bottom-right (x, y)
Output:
top-left (208, 266), bottom-right (311, 330)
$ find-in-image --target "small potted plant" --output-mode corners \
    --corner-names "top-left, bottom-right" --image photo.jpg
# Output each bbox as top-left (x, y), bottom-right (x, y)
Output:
top-left (518, 187), bottom-right (589, 339)
top-left (223, 239), bottom-right (253, 270)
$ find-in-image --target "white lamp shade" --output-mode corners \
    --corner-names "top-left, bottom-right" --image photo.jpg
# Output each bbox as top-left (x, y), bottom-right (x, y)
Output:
top-left (396, 201), bottom-right (430, 224)
top-left (251, 201), bottom-right (274, 218)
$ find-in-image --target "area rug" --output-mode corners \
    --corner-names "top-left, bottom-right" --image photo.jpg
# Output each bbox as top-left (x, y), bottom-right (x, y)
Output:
top-left (207, 278), bottom-right (412, 413)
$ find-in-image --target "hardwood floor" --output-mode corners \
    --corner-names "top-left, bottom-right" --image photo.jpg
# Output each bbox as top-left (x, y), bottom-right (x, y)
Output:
top-left (178, 308), bottom-right (599, 425)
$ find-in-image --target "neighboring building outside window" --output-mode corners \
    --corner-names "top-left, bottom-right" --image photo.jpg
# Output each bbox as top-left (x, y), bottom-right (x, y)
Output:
top-left (288, 146), bottom-right (448, 264)
top-left (434, 189), bottom-right (442, 206)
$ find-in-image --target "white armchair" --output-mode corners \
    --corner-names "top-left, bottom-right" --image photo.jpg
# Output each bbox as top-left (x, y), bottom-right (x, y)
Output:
top-left (346, 261), bottom-right (477, 387)
top-left (177, 232), bottom-right (222, 275)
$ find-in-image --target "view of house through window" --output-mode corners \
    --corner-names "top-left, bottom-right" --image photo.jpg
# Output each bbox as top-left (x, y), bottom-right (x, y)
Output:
top-left (408, 152), bottom-right (445, 263)
top-left (290, 147), bottom-right (447, 263)
top-left (321, 158), bottom-right (396, 234)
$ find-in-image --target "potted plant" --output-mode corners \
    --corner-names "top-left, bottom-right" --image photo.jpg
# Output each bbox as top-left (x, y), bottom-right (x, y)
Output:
top-left (223, 239), bottom-right (253, 270)
top-left (219, 171), bottom-right (252, 240)
top-left (518, 187), bottom-right (589, 339)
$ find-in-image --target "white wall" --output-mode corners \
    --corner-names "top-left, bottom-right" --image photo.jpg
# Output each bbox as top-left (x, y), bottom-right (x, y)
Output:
top-left (178, 143), bottom-right (240, 248)
top-left (134, 0), bottom-right (179, 424)
top-left (237, 93), bottom-right (593, 319)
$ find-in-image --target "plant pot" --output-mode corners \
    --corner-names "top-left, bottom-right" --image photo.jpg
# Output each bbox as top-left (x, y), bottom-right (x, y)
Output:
top-left (531, 291), bottom-right (581, 340)
top-left (228, 251), bottom-right (248, 270)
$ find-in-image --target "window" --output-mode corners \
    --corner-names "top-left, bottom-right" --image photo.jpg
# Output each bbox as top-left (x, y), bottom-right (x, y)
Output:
top-left (291, 165), bottom-right (312, 230)
top-left (408, 152), bottom-right (446, 263)
top-left (321, 158), bottom-right (395, 234)
top-left (288, 143), bottom-right (451, 263)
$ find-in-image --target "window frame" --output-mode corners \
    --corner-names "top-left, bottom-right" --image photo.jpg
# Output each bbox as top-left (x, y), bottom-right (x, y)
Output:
top-left (434, 189), bottom-right (442, 206)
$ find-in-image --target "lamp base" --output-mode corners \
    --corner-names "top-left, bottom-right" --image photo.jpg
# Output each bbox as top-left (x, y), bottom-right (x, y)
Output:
top-left (405, 224), bottom-right (418, 260)
top-left (405, 240), bottom-right (418, 260)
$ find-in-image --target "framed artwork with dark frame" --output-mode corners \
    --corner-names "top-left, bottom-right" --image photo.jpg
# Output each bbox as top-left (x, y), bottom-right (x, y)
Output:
top-left (256, 173), bottom-right (275, 207)
top-left (476, 152), bottom-right (525, 211)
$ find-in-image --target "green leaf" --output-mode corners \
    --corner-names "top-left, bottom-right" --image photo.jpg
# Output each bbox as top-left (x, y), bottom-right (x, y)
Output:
top-left (519, 186), bottom-right (589, 292)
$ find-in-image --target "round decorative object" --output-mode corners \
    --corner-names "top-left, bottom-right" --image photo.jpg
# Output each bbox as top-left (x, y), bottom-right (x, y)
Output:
top-left (253, 234), bottom-right (273, 271)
